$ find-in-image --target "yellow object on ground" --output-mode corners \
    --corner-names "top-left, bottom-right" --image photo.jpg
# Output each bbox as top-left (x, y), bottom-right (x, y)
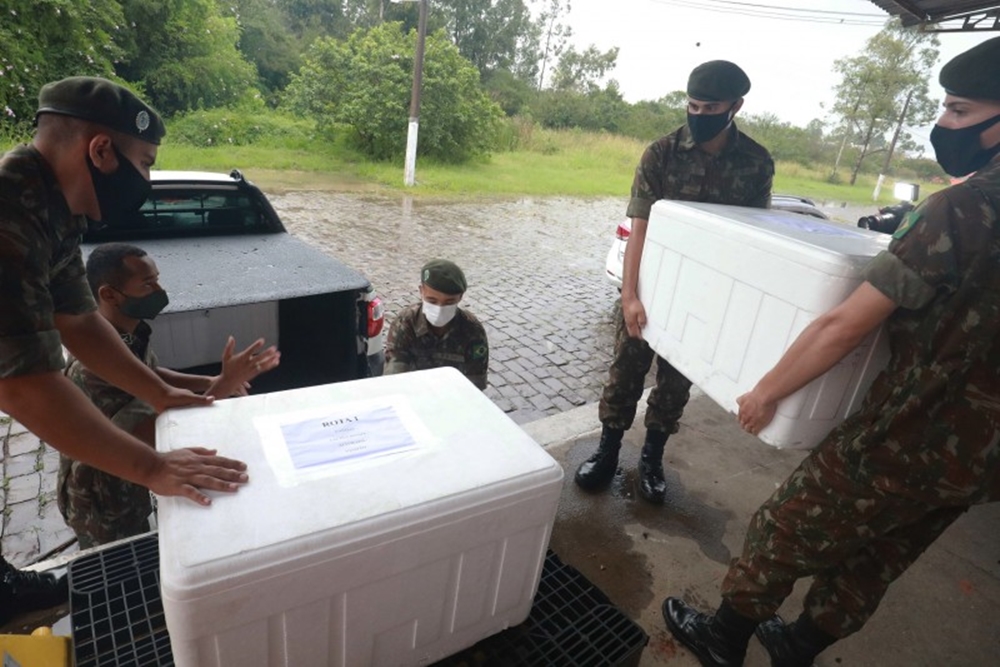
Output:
top-left (0, 627), bottom-right (71, 667)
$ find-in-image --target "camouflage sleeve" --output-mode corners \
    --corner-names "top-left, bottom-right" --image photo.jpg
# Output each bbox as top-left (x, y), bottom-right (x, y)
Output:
top-left (863, 190), bottom-right (962, 310)
top-left (384, 310), bottom-right (416, 375)
top-left (626, 141), bottom-right (664, 220)
top-left (745, 159), bottom-right (774, 209)
top-left (110, 397), bottom-right (158, 435)
top-left (0, 215), bottom-right (66, 377)
top-left (67, 358), bottom-right (155, 433)
top-left (50, 248), bottom-right (97, 316)
top-left (464, 324), bottom-right (489, 391)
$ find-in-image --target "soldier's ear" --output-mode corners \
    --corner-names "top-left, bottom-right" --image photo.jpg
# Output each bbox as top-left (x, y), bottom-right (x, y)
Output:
top-left (96, 284), bottom-right (120, 305)
top-left (87, 133), bottom-right (117, 172)
top-left (730, 98), bottom-right (744, 117)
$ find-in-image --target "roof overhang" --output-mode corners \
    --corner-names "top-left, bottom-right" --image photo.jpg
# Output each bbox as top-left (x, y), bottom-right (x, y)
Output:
top-left (869, 1), bottom-right (1000, 32)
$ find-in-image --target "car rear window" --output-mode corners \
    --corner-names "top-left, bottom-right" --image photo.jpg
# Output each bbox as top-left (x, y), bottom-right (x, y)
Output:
top-left (84, 185), bottom-right (279, 242)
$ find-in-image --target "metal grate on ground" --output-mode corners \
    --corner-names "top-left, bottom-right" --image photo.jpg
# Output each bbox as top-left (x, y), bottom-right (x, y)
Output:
top-left (67, 538), bottom-right (646, 667)
top-left (68, 534), bottom-right (172, 667)
top-left (431, 550), bottom-right (648, 667)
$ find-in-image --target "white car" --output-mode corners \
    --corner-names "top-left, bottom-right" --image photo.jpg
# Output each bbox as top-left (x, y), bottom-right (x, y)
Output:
top-left (604, 195), bottom-right (829, 288)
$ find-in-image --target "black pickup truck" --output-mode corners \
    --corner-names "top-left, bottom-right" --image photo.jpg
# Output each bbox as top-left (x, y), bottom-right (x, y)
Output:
top-left (82, 169), bottom-right (384, 392)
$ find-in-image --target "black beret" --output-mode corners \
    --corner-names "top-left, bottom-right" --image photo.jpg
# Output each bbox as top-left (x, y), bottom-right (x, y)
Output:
top-left (36, 76), bottom-right (166, 145)
top-left (940, 36), bottom-right (1000, 101)
top-left (687, 60), bottom-right (751, 102)
top-left (421, 259), bottom-right (467, 295)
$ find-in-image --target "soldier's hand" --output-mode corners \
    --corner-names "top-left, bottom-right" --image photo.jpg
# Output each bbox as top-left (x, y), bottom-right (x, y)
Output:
top-left (622, 296), bottom-right (647, 339)
top-left (152, 385), bottom-right (214, 413)
top-left (145, 448), bottom-right (249, 506)
top-left (736, 390), bottom-right (777, 436)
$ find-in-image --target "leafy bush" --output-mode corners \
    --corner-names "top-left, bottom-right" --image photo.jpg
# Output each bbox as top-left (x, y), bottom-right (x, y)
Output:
top-left (283, 23), bottom-right (503, 162)
top-left (168, 107), bottom-right (317, 147)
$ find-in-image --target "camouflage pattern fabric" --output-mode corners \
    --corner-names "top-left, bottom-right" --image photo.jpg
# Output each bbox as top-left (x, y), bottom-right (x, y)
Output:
top-left (598, 314), bottom-right (692, 433)
top-left (57, 322), bottom-right (158, 548)
top-left (720, 154), bottom-right (1000, 638)
top-left (0, 145), bottom-right (97, 379)
top-left (626, 123), bottom-right (774, 220)
top-left (385, 304), bottom-right (489, 390)
top-left (601, 122), bottom-right (774, 431)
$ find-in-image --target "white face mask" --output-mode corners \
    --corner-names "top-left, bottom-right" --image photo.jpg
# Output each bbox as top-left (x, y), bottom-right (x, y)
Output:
top-left (422, 301), bottom-right (458, 327)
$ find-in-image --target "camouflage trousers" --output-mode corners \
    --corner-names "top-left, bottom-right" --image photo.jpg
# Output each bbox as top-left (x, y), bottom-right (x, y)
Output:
top-left (598, 312), bottom-right (692, 433)
top-left (57, 456), bottom-right (153, 550)
top-left (720, 435), bottom-right (969, 638)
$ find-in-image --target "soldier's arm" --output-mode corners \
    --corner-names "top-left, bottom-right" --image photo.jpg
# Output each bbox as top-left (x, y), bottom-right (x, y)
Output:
top-left (384, 316), bottom-right (416, 375)
top-left (55, 310), bottom-right (213, 412)
top-left (0, 371), bottom-right (247, 505)
top-left (620, 217), bottom-right (649, 338)
top-left (746, 158), bottom-right (774, 209)
top-left (736, 283), bottom-right (897, 435)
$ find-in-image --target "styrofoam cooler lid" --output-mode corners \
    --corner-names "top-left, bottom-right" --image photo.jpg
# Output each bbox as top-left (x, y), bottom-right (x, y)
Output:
top-left (649, 201), bottom-right (890, 277)
top-left (156, 367), bottom-right (563, 597)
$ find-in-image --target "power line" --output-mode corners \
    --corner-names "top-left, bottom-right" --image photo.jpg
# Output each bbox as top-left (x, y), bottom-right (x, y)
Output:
top-left (664, 0), bottom-right (886, 17)
top-left (647, 0), bottom-right (888, 26)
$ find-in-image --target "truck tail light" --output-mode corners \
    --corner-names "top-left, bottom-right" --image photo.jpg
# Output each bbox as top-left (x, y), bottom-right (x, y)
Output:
top-left (367, 296), bottom-right (385, 338)
top-left (615, 220), bottom-right (631, 241)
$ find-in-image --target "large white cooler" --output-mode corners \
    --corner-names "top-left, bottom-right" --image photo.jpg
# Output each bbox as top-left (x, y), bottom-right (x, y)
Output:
top-left (156, 367), bottom-right (564, 667)
top-left (638, 201), bottom-right (892, 449)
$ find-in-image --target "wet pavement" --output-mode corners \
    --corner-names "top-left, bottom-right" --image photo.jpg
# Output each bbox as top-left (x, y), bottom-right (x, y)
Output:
top-left (525, 394), bottom-right (1000, 667)
top-left (275, 193), bottom-right (626, 424)
top-left (8, 194), bottom-right (990, 667)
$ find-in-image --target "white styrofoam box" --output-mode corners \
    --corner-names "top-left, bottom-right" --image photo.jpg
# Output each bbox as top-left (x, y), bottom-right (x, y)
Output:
top-left (638, 200), bottom-right (892, 449)
top-left (156, 367), bottom-right (564, 667)
top-left (150, 301), bottom-right (279, 369)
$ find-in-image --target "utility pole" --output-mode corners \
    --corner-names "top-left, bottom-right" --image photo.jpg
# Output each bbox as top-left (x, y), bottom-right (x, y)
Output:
top-left (402, 0), bottom-right (428, 187)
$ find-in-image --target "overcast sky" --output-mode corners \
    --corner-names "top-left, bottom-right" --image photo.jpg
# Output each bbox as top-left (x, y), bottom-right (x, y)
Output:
top-left (561, 0), bottom-right (989, 145)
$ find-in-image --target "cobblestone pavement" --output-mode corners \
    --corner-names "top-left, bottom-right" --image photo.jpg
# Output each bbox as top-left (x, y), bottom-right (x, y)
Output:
top-left (1, 196), bottom-right (869, 568)
top-left (2, 195), bottom-right (629, 567)
top-left (1, 417), bottom-right (78, 568)
top-left (276, 193), bottom-right (628, 424)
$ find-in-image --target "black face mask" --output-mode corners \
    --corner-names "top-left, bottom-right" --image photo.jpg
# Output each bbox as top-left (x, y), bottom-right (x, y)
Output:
top-left (930, 113), bottom-right (1000, 177)
top-left (687, 105), bottom-right (735, 144)
top-left (87, 144), bottom-right (152, 224)
top-left (114, 288), bottom-right (169, 320)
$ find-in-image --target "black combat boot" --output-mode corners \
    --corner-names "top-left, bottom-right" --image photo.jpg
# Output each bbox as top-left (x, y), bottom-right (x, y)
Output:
top-left (0, 555), bottom-right (68, 626)
top-left (574, 426), bottom-right (624, 492)
top-left (755, 614), bottom-right (837, 667)
top-left (638, 429), bottom-right (668, 503)
top-left (663, 598), bottom-right (757, 667)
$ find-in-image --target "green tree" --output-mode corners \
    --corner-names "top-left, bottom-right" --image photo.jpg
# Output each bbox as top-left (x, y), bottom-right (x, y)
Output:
top-left (829, 20), bottom-right (939, 184)
top-left (284, 22), bottom-right (503, 161)
top-left (117, 0), bottom-right (259, 115)
top-left (437, 0), bottom-right (539, 78)
top-left (0, 0), bottom-right (125, 124)
top-left (536, 0), bottom-right (572, 90)
top-left (551, 44), bottom-right (619, 93)
top-left (230, 0), bottom-right (302, 100)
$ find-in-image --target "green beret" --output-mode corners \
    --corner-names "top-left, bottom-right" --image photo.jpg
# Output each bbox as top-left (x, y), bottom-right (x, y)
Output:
top-left (36, 77), bottom-right (166, 145)
top-left (940, 36), bottom-right (1000, 101)
top-left (687, 60), bottom-right (751, 102)
top-left (421, 259), bottom-right (467, 295)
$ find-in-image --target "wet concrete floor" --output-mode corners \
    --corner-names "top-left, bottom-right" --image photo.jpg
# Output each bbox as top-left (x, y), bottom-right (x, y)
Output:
top-left (274, 193), bottom-right (626, 424)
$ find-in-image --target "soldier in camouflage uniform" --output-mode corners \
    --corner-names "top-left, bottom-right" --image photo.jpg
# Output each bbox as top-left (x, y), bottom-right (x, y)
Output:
top-left (0, 77), bottom-right (248, 624)
top-left (58, 243), bottom-right (279, 548)
top-left (576, 60), bottom-right (774, 504)
top-left (663, 37), bottom-right (1000, 667)
top-left (385, 259), bottom-right (489, 390)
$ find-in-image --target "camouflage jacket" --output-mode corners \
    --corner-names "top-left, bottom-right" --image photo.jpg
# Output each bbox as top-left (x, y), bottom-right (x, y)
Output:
top-left (0, 145), bottom-right (96, 378)
top-left (57, 322), bottom-right (158, 524)
top-left (385, 304), bottom-right (489, 390)
top-left (854, 153), bottom-right (1000, 503)
top-left (626, 123), bottom-right (774, 220)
